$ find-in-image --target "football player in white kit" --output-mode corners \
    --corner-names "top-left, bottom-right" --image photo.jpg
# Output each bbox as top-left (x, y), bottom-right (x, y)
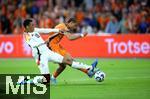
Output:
top-left (23, 19), bottom-right (98, 84)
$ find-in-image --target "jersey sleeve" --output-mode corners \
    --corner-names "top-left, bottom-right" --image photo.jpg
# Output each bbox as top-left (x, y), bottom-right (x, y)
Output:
top-left (55, 23), bottom-right (69, 31)
top-left (34, 28), bottom-right (59, 33)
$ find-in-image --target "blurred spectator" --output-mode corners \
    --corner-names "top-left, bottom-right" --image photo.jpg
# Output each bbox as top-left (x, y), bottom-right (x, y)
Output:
top-left (81, 21), bottom-right (93, 34)
top-left (138, 16), bottom-right (150, 33)
top-left (27, 1), bottom-right (39, 17)
top-left (0, 5), bottom-right (12, 34)
top-left (105, 15), bottom-right (121, 34)
top-left (84, 0), bottom-right (94, 11)
top-left (127, 12), bottom-right (138, 33)
top-left (13, 25), bottom-right (23, 34)
top-left (120, 11), bottom-right (129, 33)
top-left (97, 12), bottom-right (110, 32)
top-left (39, 12), bottom-right (54, 28)
top-left (75, 8), bottom-right (85, 23)
top-left (0, 0), bottom-right (149, 34)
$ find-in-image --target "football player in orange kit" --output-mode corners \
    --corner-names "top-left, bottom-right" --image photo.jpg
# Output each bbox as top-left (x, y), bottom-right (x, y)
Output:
top-left (46, 18), bottom-right (99, 84)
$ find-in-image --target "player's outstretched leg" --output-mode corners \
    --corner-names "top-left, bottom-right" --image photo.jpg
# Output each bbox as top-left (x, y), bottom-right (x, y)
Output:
top-left (77, 59), bottom-right (99, 78)
top-left (51, 63), bottom-right (66, 84)
top-left (62, 57), bottom-right (99, 78)
top-left (53, 63), bottom-right (66, 78)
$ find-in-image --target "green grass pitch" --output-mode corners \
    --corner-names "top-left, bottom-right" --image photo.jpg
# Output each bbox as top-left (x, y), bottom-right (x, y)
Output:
top-left (0, 58), bottom-right (150, 99)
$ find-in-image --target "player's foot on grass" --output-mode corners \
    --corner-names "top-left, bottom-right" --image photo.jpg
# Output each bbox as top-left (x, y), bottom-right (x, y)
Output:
top-left (51, 75), bottom-right (57, 85)
top-left (87, 59), bottom-right (99, 78)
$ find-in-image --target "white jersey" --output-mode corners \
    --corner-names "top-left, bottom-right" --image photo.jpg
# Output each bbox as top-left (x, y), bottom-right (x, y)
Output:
top-left (23, 28), bottom-right (64, 74)
top-left (23, 28), bottom-right (59, 57)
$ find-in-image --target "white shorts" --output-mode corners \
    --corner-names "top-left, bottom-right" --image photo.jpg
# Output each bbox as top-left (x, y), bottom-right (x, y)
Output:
top-left (46, 49), bottom-right (64, 63)
top-left (35, 49), bottom-right (64, 74)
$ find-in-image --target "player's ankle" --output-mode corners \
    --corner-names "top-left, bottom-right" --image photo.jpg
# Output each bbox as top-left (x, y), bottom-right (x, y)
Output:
top-left (51, 75), bottom-right (56, 79)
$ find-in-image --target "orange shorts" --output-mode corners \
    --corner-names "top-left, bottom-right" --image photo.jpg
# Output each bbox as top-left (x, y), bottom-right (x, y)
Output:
top-left (50, 44), bottom-right (68, 56)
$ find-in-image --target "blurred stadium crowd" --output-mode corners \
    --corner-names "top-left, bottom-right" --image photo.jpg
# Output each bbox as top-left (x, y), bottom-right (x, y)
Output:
top-left (0, 0), bottom-right (150, 35)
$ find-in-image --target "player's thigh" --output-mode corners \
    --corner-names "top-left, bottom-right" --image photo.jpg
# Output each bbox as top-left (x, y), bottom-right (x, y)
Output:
top-left (64, 53), bottom-right (74, 61)
top-left (38, 54), bottom-right (50, 74)
top-left (47, 50), bottom-right (64, 63)
top-left (59, 51), bottom-right (73, 65)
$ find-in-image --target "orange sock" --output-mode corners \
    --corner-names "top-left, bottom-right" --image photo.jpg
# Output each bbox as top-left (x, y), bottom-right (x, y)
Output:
top-left (53, 71), bottom-right (59, 78)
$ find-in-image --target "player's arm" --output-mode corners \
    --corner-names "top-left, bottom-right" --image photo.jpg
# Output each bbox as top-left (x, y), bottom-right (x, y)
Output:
top-left (64, 32), bottom-right (88, 40)
top-left (34, 28), bottom-right (60, 33)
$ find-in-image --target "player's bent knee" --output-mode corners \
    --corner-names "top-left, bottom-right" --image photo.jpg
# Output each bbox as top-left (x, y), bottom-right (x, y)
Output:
top-left (62, 57), bottom-right (73, 66)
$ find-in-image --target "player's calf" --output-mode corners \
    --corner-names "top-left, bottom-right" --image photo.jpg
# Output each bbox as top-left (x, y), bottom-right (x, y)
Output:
top-left (53, 63), bottom-right (66, 78)
top-left (62, 57), bottom-right (93, 70)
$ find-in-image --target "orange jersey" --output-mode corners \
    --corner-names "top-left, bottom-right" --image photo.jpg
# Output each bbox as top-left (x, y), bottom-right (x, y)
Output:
top-left (47, 23), bottom-right (69, 56)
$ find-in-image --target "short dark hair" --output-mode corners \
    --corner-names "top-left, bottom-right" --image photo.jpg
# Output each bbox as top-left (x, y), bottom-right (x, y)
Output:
top-left (23, 19), bottom-right (32, 28)
top-left (67, 17), bottom-right (77, 23)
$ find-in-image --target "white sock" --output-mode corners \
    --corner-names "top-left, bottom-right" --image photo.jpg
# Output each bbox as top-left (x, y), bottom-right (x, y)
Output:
top-left (71, 61), bottom-right (92, 70)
